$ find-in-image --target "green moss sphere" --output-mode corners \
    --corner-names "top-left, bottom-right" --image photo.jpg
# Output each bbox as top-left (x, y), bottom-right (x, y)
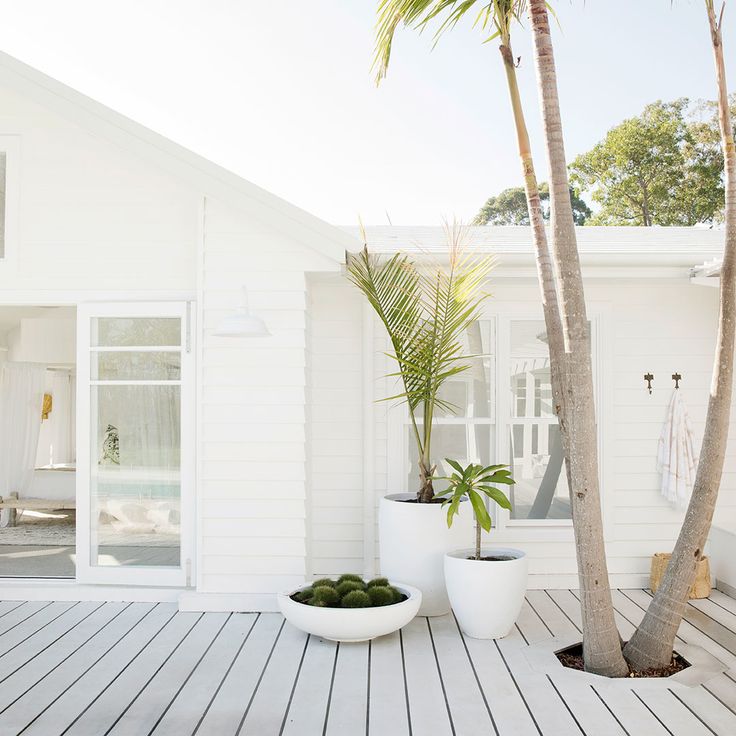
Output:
top-left (337, 573), bottom-right (364, 585)
top-left (312, 578), bottom-right (337, 589)
top-left (336, 580), bottom-right (364, 598)
top-left (294, 586), bottom-right (314, 603)
top-left (341, 590), bottom-right (372, 608)
top-left (367, 585), bottom-right (395, 607)
top-left (366, 577), bottom-right (390, 589)
top-left (389, 586), bottom-right (403, 603)
top-left (311, 585), bottom-right (340, 607)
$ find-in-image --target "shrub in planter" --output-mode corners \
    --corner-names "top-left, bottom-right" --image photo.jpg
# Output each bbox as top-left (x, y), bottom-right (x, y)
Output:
top-left (279, 577), bottom-right (422, 642)
top-left (439, 460), bottom-right (528, 639)
top-left (347, 237), bottom-right (493, 615)
top-left (290, 575), bottom-right (404, 608)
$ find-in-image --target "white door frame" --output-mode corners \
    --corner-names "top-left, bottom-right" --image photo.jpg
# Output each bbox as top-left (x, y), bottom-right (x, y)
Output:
top-left (76, 301), bottom-right (195, 587)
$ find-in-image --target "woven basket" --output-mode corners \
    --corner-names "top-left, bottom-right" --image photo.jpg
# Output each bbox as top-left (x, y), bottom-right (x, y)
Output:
top-left (650, 552), bottom-right (711, 599)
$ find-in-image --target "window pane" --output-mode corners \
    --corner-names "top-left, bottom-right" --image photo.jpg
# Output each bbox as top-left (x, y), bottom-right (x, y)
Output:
top-left (510, 321), bottom-right (553, 419)
top-left (407, 424), bottom-right (494, 494)
top-left (0, 151), bottom-right (6, 259)
top-left (90, 385), bottom-right (181, 568)
top-left (92, 351), bottom-right (181, 381)
top-left (422, 320), bottom-right (494, 418)
top-left (92, 318), bottom-right (181, 347)
top-left (508, 422), bottom-right (570, 520)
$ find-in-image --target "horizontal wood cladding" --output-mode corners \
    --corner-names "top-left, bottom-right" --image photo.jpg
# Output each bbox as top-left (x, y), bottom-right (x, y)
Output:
top-left (198, 198), bottom-right (337, 595)
top-left (306, 276), bottom-right (735, 587)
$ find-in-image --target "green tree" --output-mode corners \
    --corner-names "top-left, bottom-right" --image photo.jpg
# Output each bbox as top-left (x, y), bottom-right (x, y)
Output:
top-left (473, 182), bottom-right (591, 225)
top-left (570, 99), bottom-right (724, 226)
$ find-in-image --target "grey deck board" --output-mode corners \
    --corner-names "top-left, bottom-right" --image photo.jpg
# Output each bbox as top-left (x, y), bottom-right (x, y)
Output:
top-left (20, 603), bottom-right (178, 736)
top-left (400, 616), bottom-right (454, 736)
top-left (281, 635), bottom-right (336, 736)
top-left (367, 630), bottom-right (411, 736)
top-left (426, 614), bottom-right (496, 736)
top-left (0, 591), bottom-right (733, 735)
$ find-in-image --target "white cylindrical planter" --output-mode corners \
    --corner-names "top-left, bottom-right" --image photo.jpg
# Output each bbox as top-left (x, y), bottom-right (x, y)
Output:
top-left (379, 493), bottom-right (473, 616)
top-left (444, 547), bottom-right (528, 639)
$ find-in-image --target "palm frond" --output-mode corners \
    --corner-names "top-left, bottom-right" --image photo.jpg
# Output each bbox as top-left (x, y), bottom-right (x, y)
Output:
top-left (373, 0), bottom-right (532, 83)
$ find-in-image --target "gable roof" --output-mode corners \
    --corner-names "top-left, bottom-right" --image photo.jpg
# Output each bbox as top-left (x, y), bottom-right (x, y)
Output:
top-left (0, 51), bottom-right (358, 263)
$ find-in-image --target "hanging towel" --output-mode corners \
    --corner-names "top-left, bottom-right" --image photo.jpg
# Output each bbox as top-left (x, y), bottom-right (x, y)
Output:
top-left (657, 389), bottom-right (698, 509)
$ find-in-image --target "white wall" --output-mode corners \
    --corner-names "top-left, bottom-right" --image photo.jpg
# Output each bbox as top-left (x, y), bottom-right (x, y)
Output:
top-left (0, 82), bottom-right (198, 293)
top-left (195, 198), bottom-right (340, 606)
top-left (307, 272), bottom-right (729, 589)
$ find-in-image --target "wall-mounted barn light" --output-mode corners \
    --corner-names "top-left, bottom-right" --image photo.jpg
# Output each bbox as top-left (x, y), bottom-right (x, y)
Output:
top-left (214, 286), bottom-right (271, 338)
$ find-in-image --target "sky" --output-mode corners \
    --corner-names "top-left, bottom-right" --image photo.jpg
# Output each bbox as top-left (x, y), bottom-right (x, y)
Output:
top-left (0, 0), bottom-right (731, 226)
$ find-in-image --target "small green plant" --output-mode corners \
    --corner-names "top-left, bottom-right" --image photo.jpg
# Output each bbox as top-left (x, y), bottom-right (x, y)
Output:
top-left (342, 590), bottom-right (372, 608)
top-left (367, 586), bottom-right (396, 606)
top-left (311, 585), bottom-right (340, 607)
top-left (336, 580), bottom-right (365, 597)
top-left (437, 460), bottom-right (514, 561)
top-left (292, 576), bottom-right (405, 608)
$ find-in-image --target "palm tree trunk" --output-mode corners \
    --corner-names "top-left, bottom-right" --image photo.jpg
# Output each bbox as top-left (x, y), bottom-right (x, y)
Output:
top-left (623, 0), bottom-right (736, 671)
top-left (528, 0), bottom-right (628, 677)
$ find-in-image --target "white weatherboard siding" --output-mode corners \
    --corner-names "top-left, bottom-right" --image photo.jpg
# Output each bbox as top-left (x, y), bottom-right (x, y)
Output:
top-left (198, 199), bottom-right (340, 605)
top-left (307, 272), bottom-right (734, 589)
top-left (0, 81), bottom-right (198, 293)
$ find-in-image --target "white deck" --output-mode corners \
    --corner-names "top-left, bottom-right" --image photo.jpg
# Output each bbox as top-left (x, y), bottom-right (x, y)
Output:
top-left (0, 589), bottom-right (733, 735)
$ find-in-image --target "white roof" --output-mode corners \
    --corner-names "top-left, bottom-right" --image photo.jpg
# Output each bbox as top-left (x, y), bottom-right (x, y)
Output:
top-left (0, 51), bottom-right (358, 263)
top-left (343, 226), bottom-right (725, 267)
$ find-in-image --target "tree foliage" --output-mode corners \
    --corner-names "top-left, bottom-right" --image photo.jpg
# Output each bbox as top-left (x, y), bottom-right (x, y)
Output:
top-left (570, 98), bottom-right (728, 226)
top-left (473, 182), bottom-right (591, 225)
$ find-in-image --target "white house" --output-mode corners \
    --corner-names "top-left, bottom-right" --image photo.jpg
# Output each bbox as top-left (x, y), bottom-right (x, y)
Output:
top-left (0, 51), bottom-right (732, 611)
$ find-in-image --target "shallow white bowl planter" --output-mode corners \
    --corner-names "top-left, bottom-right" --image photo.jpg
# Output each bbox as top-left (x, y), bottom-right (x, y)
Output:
top-left (445, 547), bottom-right (528, 639)
top-left (380, 493), bottom-right (472, 617)
top-left (277, 582), bottom-right (422, 643)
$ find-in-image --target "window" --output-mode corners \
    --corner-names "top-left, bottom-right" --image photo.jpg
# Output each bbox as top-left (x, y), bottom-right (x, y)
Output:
top-left (396, 314), bottom-right (598, 527)
top-left (405, 320), bottom-right (495, 493)
top-left (0, 136), bottom-right (20, 262)
top-left (0, 151), bottom-right (6, 259)
top-left (507, 320), bottom-right (570, 521)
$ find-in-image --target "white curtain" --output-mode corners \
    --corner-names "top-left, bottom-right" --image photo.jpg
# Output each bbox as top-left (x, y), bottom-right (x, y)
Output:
top-left (0, 362), bottom-right (46, 498)
top-left (49, 371), bottom-right (74, 465)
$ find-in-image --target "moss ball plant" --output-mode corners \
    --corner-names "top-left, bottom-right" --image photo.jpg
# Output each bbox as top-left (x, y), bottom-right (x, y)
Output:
top-left (312, 578), bottom-right (337, 589)
top-left (310, 585), bottom-right (340, 607)
top-left (367, 585), bottom-right (395, 607)
top-left (337, 574), bottom-right (364, 585)
top-left (341, 590), bottom-right (372, 608)
top-left (366, 577), bottom-right (390, 589)
top-left (336, 580), bottom-right (365, 597)
top-left (291, 575), bottom-right (406, 609)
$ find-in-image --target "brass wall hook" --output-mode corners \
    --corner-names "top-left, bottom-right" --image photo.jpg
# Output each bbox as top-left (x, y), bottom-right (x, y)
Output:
top-left (644, 373), bottom-right (654, 394)
top-left (672, 373), bottom-right (682, 389)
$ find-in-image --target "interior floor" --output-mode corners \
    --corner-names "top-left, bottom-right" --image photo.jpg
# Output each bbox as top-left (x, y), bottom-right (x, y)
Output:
top-left (0, 509), bottom-right (179, 578)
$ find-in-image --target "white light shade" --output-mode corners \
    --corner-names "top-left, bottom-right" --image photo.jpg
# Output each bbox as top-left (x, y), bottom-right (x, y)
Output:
top-left (214, 306), bottom-right (271, 338)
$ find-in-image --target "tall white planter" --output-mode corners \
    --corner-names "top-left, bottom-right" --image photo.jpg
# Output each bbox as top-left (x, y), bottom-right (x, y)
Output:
top-left (379, 493), bottom-right (473, 616)
top-left (444, 547), bottom-right (528, 639)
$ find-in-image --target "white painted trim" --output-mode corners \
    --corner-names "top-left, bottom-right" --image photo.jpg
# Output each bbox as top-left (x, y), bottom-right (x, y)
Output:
top-left (76, 301), bottom-right (195, 587)
top-left (0, 581), bottom-right (182, 602)
top-left (178, 591), bottom-right (279, 613)
top-left (195, 197), bottom-right (206, 592)
top-left (0, 291), bottom-right (197, 305)
top-left (362, 303), bottom-right (376, 578)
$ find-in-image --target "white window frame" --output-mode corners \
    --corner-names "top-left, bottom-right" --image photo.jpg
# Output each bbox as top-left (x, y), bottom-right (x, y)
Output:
top-left (388, 303), bottom-right (607, 539)
top-left (76, 301), bottom-right (195, 587)
top-left (0, 135), bottom-right (21, 268)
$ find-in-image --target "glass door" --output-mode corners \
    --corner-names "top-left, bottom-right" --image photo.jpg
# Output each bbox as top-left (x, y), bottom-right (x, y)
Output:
top-left (76, 302), bottom-right (194, 586)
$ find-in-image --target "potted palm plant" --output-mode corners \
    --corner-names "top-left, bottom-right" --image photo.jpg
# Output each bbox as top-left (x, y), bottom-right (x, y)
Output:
top-left (440, 460), bottom-right (528, 639)
top-left (347, 225), bottom-right (494, 615)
